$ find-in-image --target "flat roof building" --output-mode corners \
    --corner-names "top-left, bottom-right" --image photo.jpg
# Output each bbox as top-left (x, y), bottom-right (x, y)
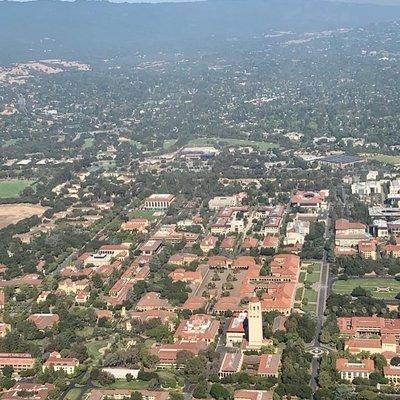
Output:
top-left (143, 194), bottom-right (175, 210)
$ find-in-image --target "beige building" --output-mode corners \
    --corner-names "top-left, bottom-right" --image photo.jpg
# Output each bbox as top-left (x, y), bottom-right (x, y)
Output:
top-left (247, 297), bottom-right (263, 350)
top-left (143, 194), bottom-right (175, 210)
top-left (42, 352), bottom-right (79, 375)
top-left (336, 358), bottom-right (374, 381)
top-left (335, 219), bottom-right (371, 247)
top-left (209, 195), bottom-right (240, 210)
top-left (226, 313), bottom-right (247, 346)
top-left (384, 365), bottom-right (400, 385)
top-left (58, 279), bottom-right (89, 295)
top-left (0, 353), bottom-right (35, 372)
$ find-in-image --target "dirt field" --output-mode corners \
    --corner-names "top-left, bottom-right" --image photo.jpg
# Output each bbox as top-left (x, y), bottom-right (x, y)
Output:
top-left (0, 203), bottom-right (47, 229)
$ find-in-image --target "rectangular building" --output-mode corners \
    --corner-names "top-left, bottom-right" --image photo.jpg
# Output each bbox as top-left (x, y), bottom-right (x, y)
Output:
top-left (143, 194), bottom-right (175, 210)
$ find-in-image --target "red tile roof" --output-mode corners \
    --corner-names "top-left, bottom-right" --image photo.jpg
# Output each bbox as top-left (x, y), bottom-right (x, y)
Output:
top-left (257, 353), bottom-right (281, 376)
top-left (182, 295), bottom-right (207, 311)
top-left (150, 341), bottom-right (208, 363)
top-left (336, 358), bottom-right (374, 373)
top-left (234, 390), bottom-right (273, 400)
top-left (335, 219), bottom-right (366, 231)
top-left (27, 314), bottom-right (59, 330)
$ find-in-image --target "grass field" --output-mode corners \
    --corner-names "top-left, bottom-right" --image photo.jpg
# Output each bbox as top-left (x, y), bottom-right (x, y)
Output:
top-left (367, 154), bottom-right (400, 166)
top-left (0, 179), bottom-right (35, 198)
top-left (309, 263), bottom-right (321, 273)
top-left (295, 287), bottom-right (303, 301)
top-left (130, 210), bottom-right (158, 220)
top-left (302, 303), bottom-right (317, 314)
top-left (76, 326), bottom-right (94, 338)
top-left (83, 137), bottom-right (94, 149)
top-left (86, 339), bottom-right (109, 359)
top-left (109, 380), bottom-right (149, 390)
top-left (299, 272), bottom-right (306, 283)
top-left (304, 289), bottom-right (318, 302)
top-left (333, 278), bottom-right (400, 300)
top-left (163, 139), bottom-right (178, 150)
top-left (187, 137), bottom-right (278, 151)
top-left (65, 388), bottom-right (84, 400)
top-left (306, 272), bottom-right (321, 284)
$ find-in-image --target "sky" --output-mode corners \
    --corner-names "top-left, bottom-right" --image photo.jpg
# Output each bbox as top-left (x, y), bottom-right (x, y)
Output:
top-left (326, 0), bottom-right (400, 3)
top-left (4, 0), bottom-right (400, 4)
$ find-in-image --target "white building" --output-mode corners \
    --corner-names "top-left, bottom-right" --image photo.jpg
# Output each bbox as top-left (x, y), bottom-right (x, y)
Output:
top-left (226, 312), bottom-right (247, 346)
top-left (284, 220), bottom-right (310, 246)
top-left (101, 368), bottom-right (140, 379)
top-left (390, 179), bottom-right (400, 196)
top-left (42, 352), bottom-right (79, 375)
top-left (336, 358), bottom-right (374, 381)
top-left (366, 171), bottom-right (379, 181)
top-left (371, 219), bottom-right (388, 238)
top-left (143, 194), bottom-right (175, 210)
top-left (209, 196), bottom-right (240, 210)
top-left (351, 181), bottom-right (382, 197)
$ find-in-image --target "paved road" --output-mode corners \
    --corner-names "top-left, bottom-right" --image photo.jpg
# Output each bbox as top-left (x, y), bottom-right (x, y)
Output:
top-left (310, 211), bottom-right (331, 393)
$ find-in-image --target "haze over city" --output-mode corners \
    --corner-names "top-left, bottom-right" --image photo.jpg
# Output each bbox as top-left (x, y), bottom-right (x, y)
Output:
top-left (1, 1), bottom-right (400, 400)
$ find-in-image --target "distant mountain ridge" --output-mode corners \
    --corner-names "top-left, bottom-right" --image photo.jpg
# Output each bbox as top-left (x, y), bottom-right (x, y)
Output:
top-left (1, 0), bottom-right (400, 64)
top-left (325, 0), bottom-right (400, 4)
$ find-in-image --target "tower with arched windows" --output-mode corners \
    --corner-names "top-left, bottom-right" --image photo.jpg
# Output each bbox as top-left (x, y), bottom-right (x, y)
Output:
top-left (248, 297), bottom-right (263, 349)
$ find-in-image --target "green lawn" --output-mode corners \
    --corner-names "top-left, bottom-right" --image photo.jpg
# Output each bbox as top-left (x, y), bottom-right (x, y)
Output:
top-left (163, 139), bottom-right (178, 150)
top-left (295, 287), bottom-right (303, 301)
top-left (157, 370), bottom-right (184, 386)
top-left (144, 338), bottom-right (156, 348)
top-left (130, 210), bottom-right (158, 220)
top-left (0, 179), bottom-right (35, 198)
top-left (109, 380), bottom-right (149, 390)
top-left (187, 137), bottom-right (278, 151)
top-left (333, 278), bottom-right (400, 300)
top-left (83, 137), bottom-right (94, 149)
top-left (86, 339), bottom-right (109, 359)
top-left (76, 326), bottom-right (94, 338)
top-left (299, 272), bottom-right (306, 283)
top-left (65, 388), bottom-right (84, 400)
top-left (2, 139), bottom-right (20, 147)
top-left (306, 272), bottom-right (321, 284)
top-left (303, 289), bottom-right (318, 302)
top-left (368, 154), bottom-right (400, 166)
top-left (302, 303), bottom-right (317, 314)
top-left (309, 263), bottom-right (321, 273)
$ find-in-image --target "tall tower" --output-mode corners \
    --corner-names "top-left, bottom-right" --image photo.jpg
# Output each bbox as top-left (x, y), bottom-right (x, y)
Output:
top-left (247, 297), bottom-right (263, 349)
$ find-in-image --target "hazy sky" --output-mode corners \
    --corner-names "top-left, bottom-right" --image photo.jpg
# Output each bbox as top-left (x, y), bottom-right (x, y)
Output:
top-left (5, 0), bottom-right (400, 4)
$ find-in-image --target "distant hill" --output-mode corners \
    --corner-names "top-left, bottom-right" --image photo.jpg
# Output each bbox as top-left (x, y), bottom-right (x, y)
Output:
top-left (1, 0), bottom-right (400, 64)
top-left (325, 0), bottom-right (400, 4)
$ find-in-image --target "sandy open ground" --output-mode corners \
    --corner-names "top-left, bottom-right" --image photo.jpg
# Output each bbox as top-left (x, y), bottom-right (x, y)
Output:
top-left (0, 203), bottom-right (47, 229)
